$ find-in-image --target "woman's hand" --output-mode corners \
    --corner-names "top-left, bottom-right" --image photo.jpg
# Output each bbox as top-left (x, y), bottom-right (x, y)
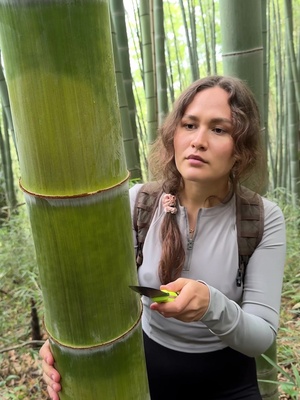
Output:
top-left (39, 339), bottom-right (61, 400)
top-left (150, 278), bottom-right (210, 322)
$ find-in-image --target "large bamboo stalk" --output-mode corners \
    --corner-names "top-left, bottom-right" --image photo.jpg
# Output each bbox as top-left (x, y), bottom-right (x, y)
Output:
top-left (219, 1), bottom-right (277, 398)
top-left (284, 0), bottom-right (300, 203)
top-left (0, 1), bottom-right (149, 398)
top-left (219, 0), bottom-right (264, 118)
top-left (110, 0), bottom-right (142, 181)
top-left (153, 0), bottom-right (168, 125)
top-left (140, 0), bottom-right (158, 146)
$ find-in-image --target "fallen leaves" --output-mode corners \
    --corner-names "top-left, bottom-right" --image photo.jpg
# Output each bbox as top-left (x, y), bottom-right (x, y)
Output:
top-left (0, 348), bottom-right (48, 399)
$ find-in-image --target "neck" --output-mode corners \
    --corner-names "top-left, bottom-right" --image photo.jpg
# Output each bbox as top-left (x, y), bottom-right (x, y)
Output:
top-left (179, 180), bottom-right (231, 209)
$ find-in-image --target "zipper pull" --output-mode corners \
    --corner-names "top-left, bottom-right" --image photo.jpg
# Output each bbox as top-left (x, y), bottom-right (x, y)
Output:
top-left (236, 258), bottom-right (245, 287)
top-left (187, 239), bottom-right (193, 250)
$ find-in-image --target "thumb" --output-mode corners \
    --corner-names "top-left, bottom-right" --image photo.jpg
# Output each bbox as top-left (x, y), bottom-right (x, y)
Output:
top-left (160, 278), bottom-right (187, 293)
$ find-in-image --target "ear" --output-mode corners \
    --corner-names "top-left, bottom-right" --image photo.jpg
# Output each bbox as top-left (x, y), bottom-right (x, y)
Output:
top-left (231, 155), bottom-right (238, 166)
top-left (230, 157), bottom-right (240, 173)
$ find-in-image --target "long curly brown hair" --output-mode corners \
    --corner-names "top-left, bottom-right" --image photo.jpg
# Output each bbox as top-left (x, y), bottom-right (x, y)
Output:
top-left (148, 75), bottom-right (267, 284)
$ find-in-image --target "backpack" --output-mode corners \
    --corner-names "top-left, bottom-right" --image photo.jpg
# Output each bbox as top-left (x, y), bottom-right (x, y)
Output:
top-left (133, 182), bottom-right (264, 287)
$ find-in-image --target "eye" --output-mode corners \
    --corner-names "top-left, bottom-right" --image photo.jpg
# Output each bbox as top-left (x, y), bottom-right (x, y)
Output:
top-left (212, 127), bottom-right (227, 135)
top-left (183, 123), bottom-right (196, 130)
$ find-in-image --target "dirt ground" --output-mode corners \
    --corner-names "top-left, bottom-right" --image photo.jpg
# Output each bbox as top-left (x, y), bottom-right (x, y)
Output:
top-left (0, 296), bottom-right (299, 399)
top-left (0, 338), bottom-right (298, 400)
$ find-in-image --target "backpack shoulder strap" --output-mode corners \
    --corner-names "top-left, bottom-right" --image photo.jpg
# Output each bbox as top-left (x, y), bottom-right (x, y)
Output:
top-left (133, 181), bottom-right (163, 267)
top-left (235, 186), bottom-right (264, 286)
top-left (133, 183), bottom-right (265, 280)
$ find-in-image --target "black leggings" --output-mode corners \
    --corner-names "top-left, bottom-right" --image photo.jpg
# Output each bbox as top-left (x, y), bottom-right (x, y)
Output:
top-left (143, 332), bottom-right (262, 400)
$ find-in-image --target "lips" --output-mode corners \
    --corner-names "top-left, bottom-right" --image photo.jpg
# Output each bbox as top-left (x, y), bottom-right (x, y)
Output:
top-left (187, 154), bottom-right (208, 163)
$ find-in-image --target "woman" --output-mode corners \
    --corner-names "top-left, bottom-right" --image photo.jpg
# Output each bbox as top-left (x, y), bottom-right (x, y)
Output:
top-left (40, 75), bottom-right (286, 400)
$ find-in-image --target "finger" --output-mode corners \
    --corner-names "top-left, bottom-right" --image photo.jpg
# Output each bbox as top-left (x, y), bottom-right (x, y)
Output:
top-left (39, 339), bottom-right (49, 357)
top-left (47, 384), bottom-right (61, 400)
top-left (150, 302), bottom-right (179, 316)
top-left (161, 277), bottom-right (188, 292)
top-left (39, 340), bottom-right (55, 365)
top-left (42, 360), bottom-right (61, 383)
top-left (43, 371), bottom-right (61, 393)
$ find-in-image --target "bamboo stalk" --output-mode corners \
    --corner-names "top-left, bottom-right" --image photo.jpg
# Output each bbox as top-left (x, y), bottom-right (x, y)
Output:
top-left (0, 1), bottom-right (149, 398)
top-left (219, 2), bottom-right (278, 397)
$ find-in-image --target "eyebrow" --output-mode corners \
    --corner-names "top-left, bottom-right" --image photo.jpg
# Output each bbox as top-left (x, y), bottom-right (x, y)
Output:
top-left (182, 114), bottom-right (232, 125)
top-left (210, 117), bottom-right (232, 126)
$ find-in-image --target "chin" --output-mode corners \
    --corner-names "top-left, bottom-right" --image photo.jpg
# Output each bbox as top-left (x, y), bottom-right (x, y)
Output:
top-left (182, 175), bottom-right (209, 183)
top-left (182, 174), bottom-right (229, 186)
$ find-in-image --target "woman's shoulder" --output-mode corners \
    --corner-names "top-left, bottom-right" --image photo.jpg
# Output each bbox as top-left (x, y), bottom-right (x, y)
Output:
top-left (129, 182), bottom-right (144, 197)
top-left (238, 187), bottom-right (284, 223)
top-left (261, 196), bottom-right (284, 218)
top-left (129, 181), bottom-right (163, 204)
top-left (129, 183), bottom-right (144, 214)
top-left (260, 196), bottom-right (285, 234)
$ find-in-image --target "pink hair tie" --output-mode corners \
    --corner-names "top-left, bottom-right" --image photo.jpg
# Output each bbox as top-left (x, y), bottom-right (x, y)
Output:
top-left (162, 194), bottom-right (177, 214)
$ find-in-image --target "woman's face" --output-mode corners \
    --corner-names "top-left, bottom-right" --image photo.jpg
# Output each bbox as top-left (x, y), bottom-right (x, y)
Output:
top-left (173, 86), bottom-right (236, 186)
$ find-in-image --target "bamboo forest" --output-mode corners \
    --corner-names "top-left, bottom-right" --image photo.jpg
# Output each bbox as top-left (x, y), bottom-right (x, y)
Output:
top-left (0, 0), bottom-right (299, 399)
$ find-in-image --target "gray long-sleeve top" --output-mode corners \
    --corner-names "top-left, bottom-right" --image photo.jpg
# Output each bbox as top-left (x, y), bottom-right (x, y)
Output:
top-left (130, 184), bottom-right (286, 357)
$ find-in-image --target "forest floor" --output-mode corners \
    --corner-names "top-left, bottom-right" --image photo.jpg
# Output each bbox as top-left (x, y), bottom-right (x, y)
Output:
top-left (0, 203), bottom-right (299, 399)
top-left (0, 292), bottom-right (299, 399)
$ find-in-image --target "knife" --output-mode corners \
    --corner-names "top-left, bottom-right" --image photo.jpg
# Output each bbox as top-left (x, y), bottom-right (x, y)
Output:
top-left (129, 285), bottom-right (178, 303)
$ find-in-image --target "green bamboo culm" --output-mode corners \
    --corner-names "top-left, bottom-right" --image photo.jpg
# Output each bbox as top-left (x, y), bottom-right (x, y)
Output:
top-left (0, 0), bottom-right (149, 398)
top-left (219, 2), bottom-right (277, 398)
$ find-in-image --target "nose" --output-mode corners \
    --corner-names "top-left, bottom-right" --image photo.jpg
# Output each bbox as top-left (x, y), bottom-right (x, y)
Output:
top-left (190, 127), bottom-right (208, 150)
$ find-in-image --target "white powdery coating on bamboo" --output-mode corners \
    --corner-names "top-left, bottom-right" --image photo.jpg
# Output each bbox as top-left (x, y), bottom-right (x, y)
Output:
top-left (23, 179), bottom-right (130, 208)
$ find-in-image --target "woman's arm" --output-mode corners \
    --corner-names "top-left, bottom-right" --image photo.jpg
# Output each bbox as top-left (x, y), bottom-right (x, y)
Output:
top-left (203, 201), bottom-right (286, 356)
top-left (151, 201), bottom-right (286, 357)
